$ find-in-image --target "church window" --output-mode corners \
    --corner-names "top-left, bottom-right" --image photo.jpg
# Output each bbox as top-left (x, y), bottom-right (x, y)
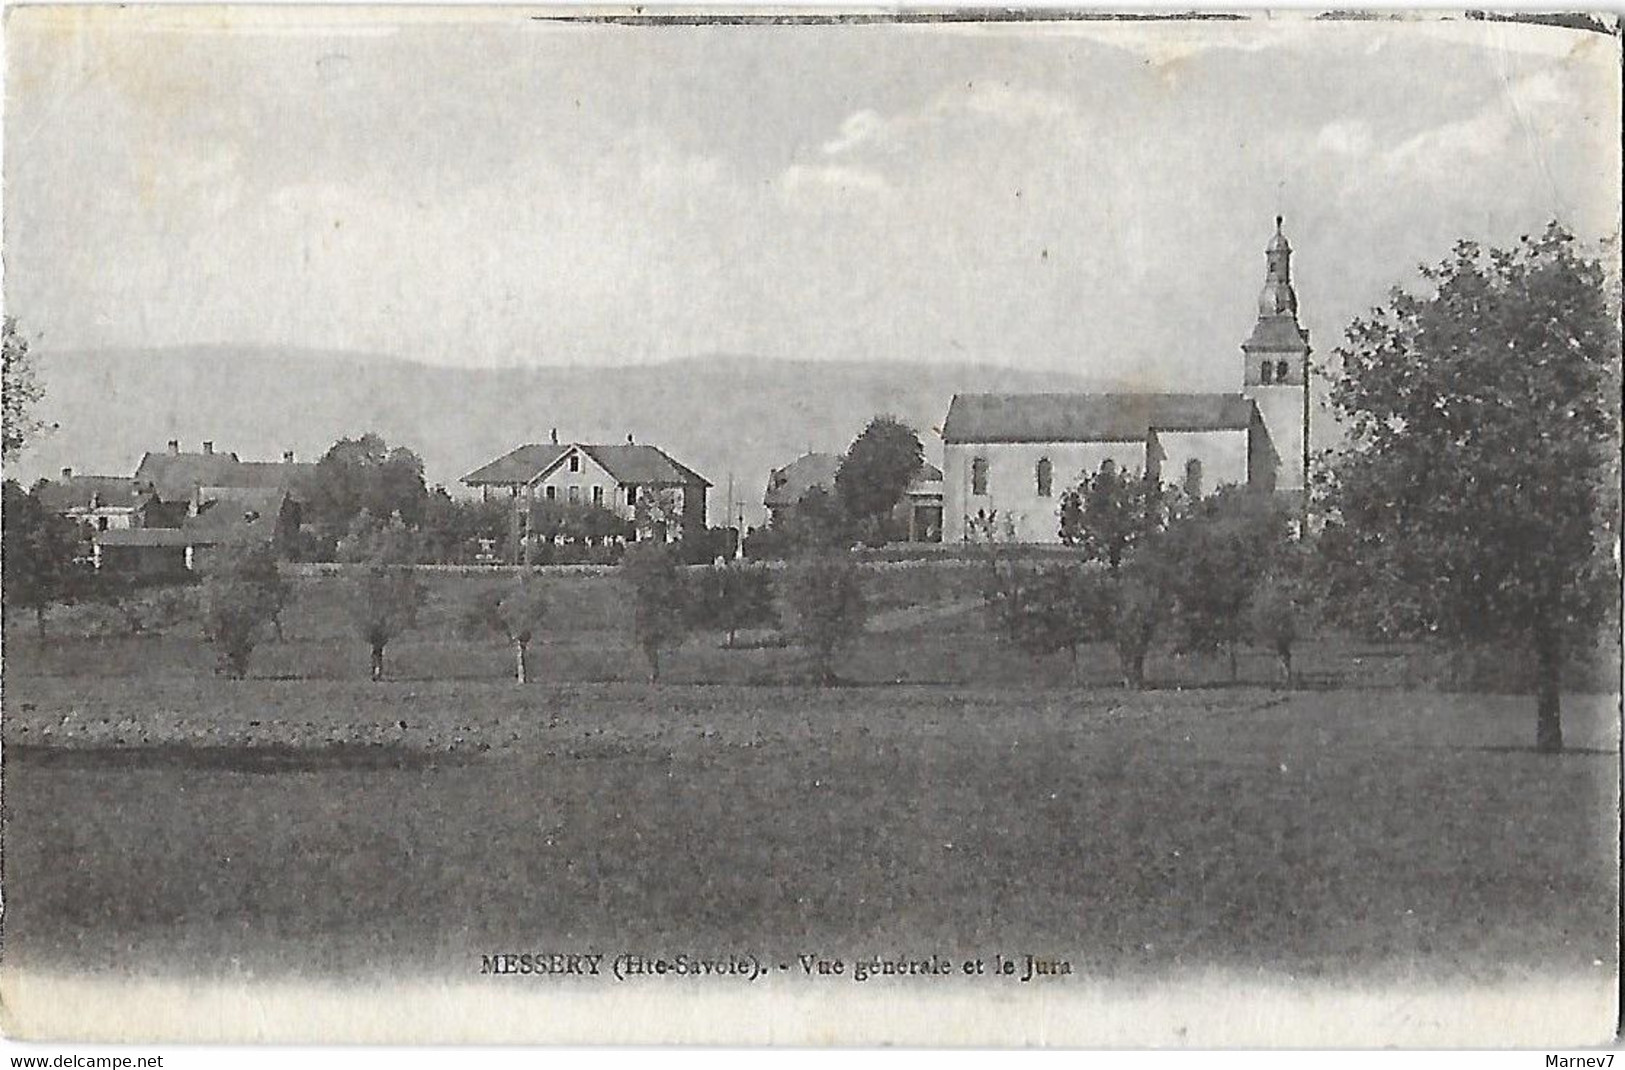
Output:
top-left (544, 486), bottom-right (556, 501)
top-left (1184, 458), bottom-right (1204, 499)
top-left (1276, 360), bottom-right (1290, 382)
top-left (593, 486), bottom-right (604, 507)
top-left (971, 457), bottom-right (988, 496)
top-left (569, 453), bottom-right (580, 473)
top-left (568, 485), bottom-right (581, 503)
top-left (1035, 458), bottom-right (1053, 497)
top-left (1260, 361), bottom-right (1273, 384)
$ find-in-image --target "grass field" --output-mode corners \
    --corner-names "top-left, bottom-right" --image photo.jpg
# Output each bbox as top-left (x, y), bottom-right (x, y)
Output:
top-left (1, 565), bottom-right (1619, 989)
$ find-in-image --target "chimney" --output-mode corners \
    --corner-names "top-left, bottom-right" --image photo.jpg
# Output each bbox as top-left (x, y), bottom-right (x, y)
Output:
top-left (167, 439), bottom-right (180, 455)
top-left (626, 433), bottom-right (635, 445)
top-left (283, 450), bottom-right (296, 464)
top-left (60, 467), bottom-right (72, 481)
top-left (202, 441), bottom-right (214, 455)
top-left (550, 428), bottom-right (559, 445)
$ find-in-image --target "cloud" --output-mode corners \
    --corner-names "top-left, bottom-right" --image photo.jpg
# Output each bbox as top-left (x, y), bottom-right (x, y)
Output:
top-left (821, 110), bottom-right (888, 156)
top-left (1378, 68), bottom-right (1576, 175)
top-left (812, 81), bottom-right (1076, 170)
top-left (957, 82), bottom-right (1073, 123)
top-left (1314, 119), bottom-right (1374, 157)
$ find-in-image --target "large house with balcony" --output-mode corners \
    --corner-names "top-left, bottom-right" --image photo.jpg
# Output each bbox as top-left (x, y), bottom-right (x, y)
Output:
top-left (462, 434), bottom-right (710, 544)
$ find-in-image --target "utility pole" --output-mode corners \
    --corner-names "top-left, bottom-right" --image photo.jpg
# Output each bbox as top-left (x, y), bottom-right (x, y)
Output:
top-left (725, 472), bottom-right (735, 559)
top-left (1301, 345), bottom-right (1312, 537)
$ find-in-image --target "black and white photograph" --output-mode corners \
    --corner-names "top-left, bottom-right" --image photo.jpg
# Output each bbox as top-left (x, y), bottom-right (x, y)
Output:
top-left (0, 5), bottom-right (1619, 1049)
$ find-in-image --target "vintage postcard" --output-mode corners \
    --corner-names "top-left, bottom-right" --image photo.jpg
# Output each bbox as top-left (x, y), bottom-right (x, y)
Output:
top-left (0, 4), bottom-right (1619, 1049)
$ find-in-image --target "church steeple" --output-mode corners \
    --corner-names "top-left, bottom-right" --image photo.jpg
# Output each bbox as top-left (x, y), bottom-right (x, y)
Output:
top-left (1240, 215), bottom-right (1312, 515)
top-left (1242, 215), bottom-right (1310, 383)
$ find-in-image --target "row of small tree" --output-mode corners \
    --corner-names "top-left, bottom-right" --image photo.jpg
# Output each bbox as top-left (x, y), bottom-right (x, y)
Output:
top-left (616, 544), bottom-right (868, 684)
top-left (195, 535), bottom-right (872, 686)
top-left (983, 482), bottom-right (1307, 688)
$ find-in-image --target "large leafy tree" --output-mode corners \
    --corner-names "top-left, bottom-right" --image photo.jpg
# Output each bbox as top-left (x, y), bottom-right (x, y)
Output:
top-left (835, 415), bottom-right (923, 542)
top-left (2, 316), bottom-right (46, 460)
top-left (307, 432), bottom-right (429, 548)
top-left (1319, 224), bottom-right (1620, 752)
top-left (1, 479), bottom-right (88, 637)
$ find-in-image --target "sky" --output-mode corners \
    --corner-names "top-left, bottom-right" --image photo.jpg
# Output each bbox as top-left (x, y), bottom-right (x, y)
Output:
top-left (3, 9), bottom-right (1620, 391)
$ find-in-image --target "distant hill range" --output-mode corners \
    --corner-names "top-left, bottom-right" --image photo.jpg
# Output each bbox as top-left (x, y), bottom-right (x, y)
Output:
top-left (12, 347), bottom-right (1133, 523)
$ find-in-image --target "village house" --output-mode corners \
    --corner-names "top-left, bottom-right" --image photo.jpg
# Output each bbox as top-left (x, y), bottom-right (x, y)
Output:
top-left (33, 469), bottom-right (154, 533)
top-left (763, 451), bottom-right (945, 542)
top-left (132, 440), bottom-right (314, 527)
top-left (942, 218), bottom-right (1310, 543)
top-left (462, 433), bottom-right (710, 545)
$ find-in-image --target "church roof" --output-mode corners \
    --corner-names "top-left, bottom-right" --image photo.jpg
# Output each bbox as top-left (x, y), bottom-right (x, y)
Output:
top-left (1243, 316), bottom-right (1310, 353)
top-left (943, 393), bottom-right (1257, 444)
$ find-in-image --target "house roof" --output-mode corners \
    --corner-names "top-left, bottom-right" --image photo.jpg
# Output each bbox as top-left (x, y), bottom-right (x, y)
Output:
top-left (461, 444), bottom-right (570, 486)
top-left (764, 452), bottom-right (841, 508)
top-left (195, 486), bottom-right (288, 518)
top-left (95, 528), bottom-right (199, 548)
top-left (131, 449), bottom-right (313, 502)
top-left (463, 442), bottom-right (710, 488)
top-left (183, 498), bottom-right (281, 542)
top-left (943, 393), bottom-right (1257, 444)
top-left (764, 454), bottom-right (942, 507)
top-left (230, 461), bottom-right (319, 496)
top-left (907, 462), bottom-right (944, 498)
top-left (133, 451), bottom-right (244, 501)
top-left (577, 444), bottom-right (710, 487)
top-left (35, 476), bottom-right (144, 514)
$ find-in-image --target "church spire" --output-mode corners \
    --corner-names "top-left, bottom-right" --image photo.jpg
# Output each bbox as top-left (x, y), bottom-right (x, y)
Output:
top-left (1243, 215), bottom-right (1309, 361)
top-left (1258, 215), bottom-right (1297, 318)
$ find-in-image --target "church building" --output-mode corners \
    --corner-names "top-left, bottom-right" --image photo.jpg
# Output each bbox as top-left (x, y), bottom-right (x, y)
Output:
top-left (942, 218), bottom-right (1311, 543)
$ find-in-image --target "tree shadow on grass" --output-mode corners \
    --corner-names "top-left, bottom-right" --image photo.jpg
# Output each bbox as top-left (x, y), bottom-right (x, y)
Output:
top-left (1453, 744), bottom-right (1619, 757)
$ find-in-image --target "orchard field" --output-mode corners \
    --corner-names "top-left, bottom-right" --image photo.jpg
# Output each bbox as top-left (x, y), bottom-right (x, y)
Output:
top-left (0, 563), bottom-right (1618, 986)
